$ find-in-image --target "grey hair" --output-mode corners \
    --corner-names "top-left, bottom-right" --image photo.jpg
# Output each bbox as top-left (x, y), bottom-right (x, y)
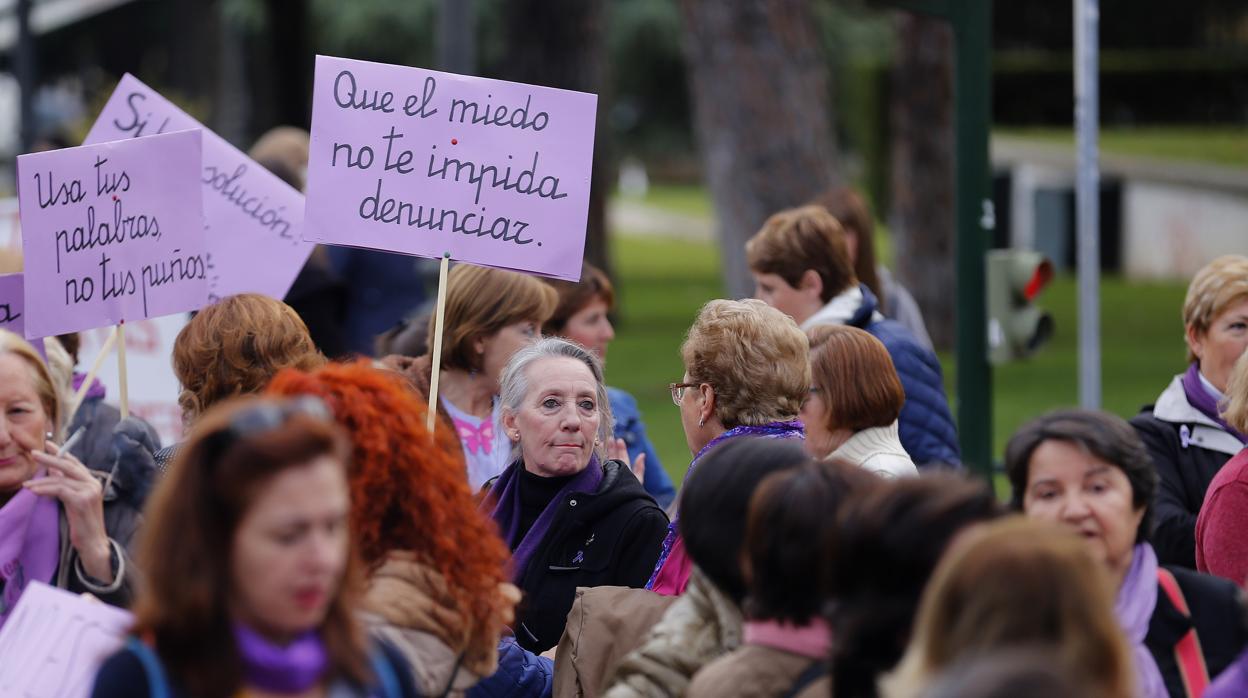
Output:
top-left (500, 337), bottom-right (614, 462)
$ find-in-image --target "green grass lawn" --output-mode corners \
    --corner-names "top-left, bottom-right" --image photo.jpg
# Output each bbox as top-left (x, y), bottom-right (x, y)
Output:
top-left (996, 126), bottom-right (1248, 168)
top-left (606, 233), bottom-right (1190, 487)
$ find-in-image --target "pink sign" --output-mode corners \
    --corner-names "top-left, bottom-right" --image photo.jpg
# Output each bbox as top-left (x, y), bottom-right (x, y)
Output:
top-left (17, 130), bottom-right (207, 338)
top-left (304, 55), bottom-right (598, 281)
top-left (0, 581), bottom-right (133, 698)
top-left (0, 273), bottom-right (23, 338)
top-left (85, 73), bottom-right (313, 303)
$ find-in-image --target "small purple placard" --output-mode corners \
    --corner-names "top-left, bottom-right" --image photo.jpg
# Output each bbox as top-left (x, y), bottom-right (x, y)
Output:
top-left (85, 74), bottom-right (313, 303)
top-left (304, 55), bottom-right (598, 281)
top-left (17, 130), bottom-right (207, 338)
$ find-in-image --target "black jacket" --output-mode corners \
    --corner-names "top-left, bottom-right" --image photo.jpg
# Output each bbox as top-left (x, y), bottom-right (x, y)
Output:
top-left (1131, 376), bottom-right (1243, 568)
top-left (1146, 565), bottom-right (1248, 697)
top-left (509, 460), bottom-right (669, 653)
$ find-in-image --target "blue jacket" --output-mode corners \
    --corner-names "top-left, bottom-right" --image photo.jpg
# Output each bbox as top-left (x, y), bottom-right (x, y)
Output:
top-left (609, 387), bottom-right (676, 508)
top-left (846, 286), bottom-right (961, 467)
top-left (467, 638), bottom-right (553, 698)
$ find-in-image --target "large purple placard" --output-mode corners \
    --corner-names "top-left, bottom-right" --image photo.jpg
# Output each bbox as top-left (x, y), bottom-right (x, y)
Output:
top-left (0, 273), bottom-right (23, 339)
top-left (85, 73), bottom-right (313, 303)
top-left (17, 130), bottom-right (207, 337)
top-left (304, 55), bottom-right (598, 281)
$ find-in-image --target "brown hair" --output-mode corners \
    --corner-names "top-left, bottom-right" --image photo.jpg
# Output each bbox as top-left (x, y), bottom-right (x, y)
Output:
top-left (173, 294), bottom-right (325, 424)
top-left (266, 361), bottom-right (510, 647)
top-left (542, 262), bottom-right (616, 336)
top-left (808, 325), bottom-right (905, 433)
top-left (813, 187), bottom-right (882, 305)
top-left (682, 299), bottom-right (810, 428)
top-left (132, 397), bottom-right (366, 696)
top-left (746, 205), bottom-right (857, 303)
top-left (885, 517), bottom-right (1134, 698)
top-left (1183, 255), bottom-right (1248, 364)
top-left (432, 264), bottom-right (558, 372)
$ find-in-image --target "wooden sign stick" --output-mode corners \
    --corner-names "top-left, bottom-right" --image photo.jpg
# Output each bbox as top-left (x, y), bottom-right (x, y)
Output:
top-left (116, 321), bottom-right (129, 419)
top-left (426, 253), bottom-right (452, 433)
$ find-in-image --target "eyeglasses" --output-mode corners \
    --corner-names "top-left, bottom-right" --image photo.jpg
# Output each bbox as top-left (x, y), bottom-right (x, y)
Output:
top-left (669, 382), bottom-right (699, 406)
top-left (225, 396), bottom-right (333, 440)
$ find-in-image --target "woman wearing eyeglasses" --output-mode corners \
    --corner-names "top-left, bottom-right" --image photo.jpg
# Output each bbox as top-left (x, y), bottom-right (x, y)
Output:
top-left (649, 299), bottom-right (809, 597)
top-left (92, 397), bottom-right (420, 697)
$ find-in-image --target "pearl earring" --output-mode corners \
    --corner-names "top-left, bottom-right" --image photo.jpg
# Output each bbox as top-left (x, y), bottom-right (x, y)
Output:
top-left (698, 417), bottom-right (705, 428)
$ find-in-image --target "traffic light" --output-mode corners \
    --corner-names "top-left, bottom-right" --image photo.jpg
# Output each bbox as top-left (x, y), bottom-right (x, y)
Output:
top-left (987, 250), bottom-right (1054, 364)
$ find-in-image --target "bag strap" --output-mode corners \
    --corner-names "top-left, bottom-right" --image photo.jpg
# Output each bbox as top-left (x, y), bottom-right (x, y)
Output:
top-left (124, 636), bottom-right (172, 698)
top-left (781, 660), bottom-right (828, 698)
top-left (1157, 568), bottom-right (1211, 697)
top-left (367, 645), bottom-right (405, 698)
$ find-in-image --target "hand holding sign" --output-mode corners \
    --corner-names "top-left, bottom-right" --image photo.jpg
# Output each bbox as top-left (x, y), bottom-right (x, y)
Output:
top-left (17, 130), bottom-right (207, 339)
top-left (304, 55), bottom-right (598, 281)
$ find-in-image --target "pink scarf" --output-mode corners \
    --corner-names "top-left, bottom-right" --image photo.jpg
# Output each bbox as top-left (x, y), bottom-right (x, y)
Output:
top-left (0, 471), bottom-right (60, 628)
top-left (743, 617), bottom-right (833, 659)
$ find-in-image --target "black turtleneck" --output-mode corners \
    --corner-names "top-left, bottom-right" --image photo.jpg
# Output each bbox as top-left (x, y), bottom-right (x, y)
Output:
top-left (517, 467), bottom-right (576, 543)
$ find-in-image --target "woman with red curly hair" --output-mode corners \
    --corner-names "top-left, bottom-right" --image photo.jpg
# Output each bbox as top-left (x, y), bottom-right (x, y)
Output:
top-left (267, 361), bottom-right (522, 696)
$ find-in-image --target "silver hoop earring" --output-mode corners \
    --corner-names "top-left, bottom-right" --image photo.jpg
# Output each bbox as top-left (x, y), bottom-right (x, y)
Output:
top-left (698, 417), bottom-right (705, 428)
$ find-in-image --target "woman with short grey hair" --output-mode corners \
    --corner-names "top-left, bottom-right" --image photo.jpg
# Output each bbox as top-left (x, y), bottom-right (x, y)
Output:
top-left (485, 337), bottom-right (669, 653)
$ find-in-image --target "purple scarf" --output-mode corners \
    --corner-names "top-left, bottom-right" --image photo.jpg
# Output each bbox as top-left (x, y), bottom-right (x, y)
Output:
top-left (1115, 543), bottom-right (1167, 698)
top-left (72, 372), bottom-right (107, 403)
top-left (1182, 363), bottom-right (1248, 445)
top-left (645, 421), bottom-right (805, 590)
top-left (487, 456), bottom-right (604, 583)
top-left (0, 471), bottom-right (60, 629)
top-left (233, 622), bottom-right (329, 693)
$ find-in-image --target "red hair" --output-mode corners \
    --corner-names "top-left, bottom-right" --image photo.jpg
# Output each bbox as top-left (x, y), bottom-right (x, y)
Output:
top-left (267, 360), bottom-right (509, 642)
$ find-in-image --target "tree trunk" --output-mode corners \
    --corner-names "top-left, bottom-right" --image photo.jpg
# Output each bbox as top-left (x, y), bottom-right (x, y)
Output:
top-left (678, 0), bottom-right (839, 299)
top-left (498, 0), bottom-right (611, 279)
top-left (889, 12), bottom-right (956, 350)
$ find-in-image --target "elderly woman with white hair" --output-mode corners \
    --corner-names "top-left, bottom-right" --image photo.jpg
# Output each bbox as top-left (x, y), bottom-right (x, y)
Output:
top-left (1131, 255), bottom-right (1248, 568)
top-left (485, 337), bottom-right (669, 654)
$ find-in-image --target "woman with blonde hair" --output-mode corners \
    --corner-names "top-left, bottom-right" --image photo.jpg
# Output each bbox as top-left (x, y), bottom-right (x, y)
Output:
top-left (648, 299), bottom-right (809, 596)
top-left (803, 325), bottom-right (916, 477)
top-left (882, 517), bottom-right (1135, 698)
top-left (1131, 255), bottom-right (1248, 567)
top-left (383, 264), bottom-right (557, 489)
top-left (0, 329), bottom-right (141, 620)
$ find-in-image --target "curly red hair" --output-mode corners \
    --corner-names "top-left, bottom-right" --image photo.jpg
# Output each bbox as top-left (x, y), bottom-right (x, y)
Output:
top-left (266, 360), bottom-right (509, 641)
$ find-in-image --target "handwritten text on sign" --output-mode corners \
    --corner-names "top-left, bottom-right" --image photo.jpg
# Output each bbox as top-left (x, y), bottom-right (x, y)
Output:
top-left (0, 581), bottom-right (133, 698)
top-left (304, 55), bottom-right (598, 281)
top-left (85, 73), bottom-right (314, 303)
top-left (0, 273), bottom-right (23, 339)
top-left (18, 130), bottom-right (207, 338)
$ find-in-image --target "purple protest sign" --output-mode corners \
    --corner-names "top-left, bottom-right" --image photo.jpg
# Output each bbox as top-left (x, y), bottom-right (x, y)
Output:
top-left (85, 73), bottom-right (313, 303)
top-left (0, 273), bottom-right (24, 339)
top-left (304, 55), bottom-right (598, 281)
top-left (17, 130), bottom-right (207, 338)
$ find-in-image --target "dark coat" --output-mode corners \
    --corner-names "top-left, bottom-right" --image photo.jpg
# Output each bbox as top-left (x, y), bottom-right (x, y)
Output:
top-left (506, 460), bottom-right (669, 654)
top-left (56, 416), bottom-right (154, 608)
top-left (845, 286), bottom-right (961, 468)
top-left (1131, 376), bottom-right (1242, 568)
top-left (1146, 566), bottom-right (1248, 698)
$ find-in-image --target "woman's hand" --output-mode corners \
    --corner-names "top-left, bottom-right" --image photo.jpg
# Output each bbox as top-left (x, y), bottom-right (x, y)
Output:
top-left (26, 441), bottom-right (113, 582)
top-left (608, 437), bottom-right (646, 484)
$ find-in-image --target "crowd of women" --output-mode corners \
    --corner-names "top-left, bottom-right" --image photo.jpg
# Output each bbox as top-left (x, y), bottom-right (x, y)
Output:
top-left (3, 129), bottom-right (1248, 696)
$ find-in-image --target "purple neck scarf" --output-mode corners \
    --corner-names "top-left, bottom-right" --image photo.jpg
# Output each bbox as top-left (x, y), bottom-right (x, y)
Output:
top-left (1114, 543), bottom-right (1167, 698)
top-left (645, 421), bottom-right (805, 590)
top-left (487, 456), bottom-right (604, 583)
top-left (233, 621), bottom-right (329, 694)
top-left (0, 471), bottom-right (60, 629)
top-left (1182, 363), bottom-right (1248, 445)
top-left (72, 372), bottom-right (107, 402)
